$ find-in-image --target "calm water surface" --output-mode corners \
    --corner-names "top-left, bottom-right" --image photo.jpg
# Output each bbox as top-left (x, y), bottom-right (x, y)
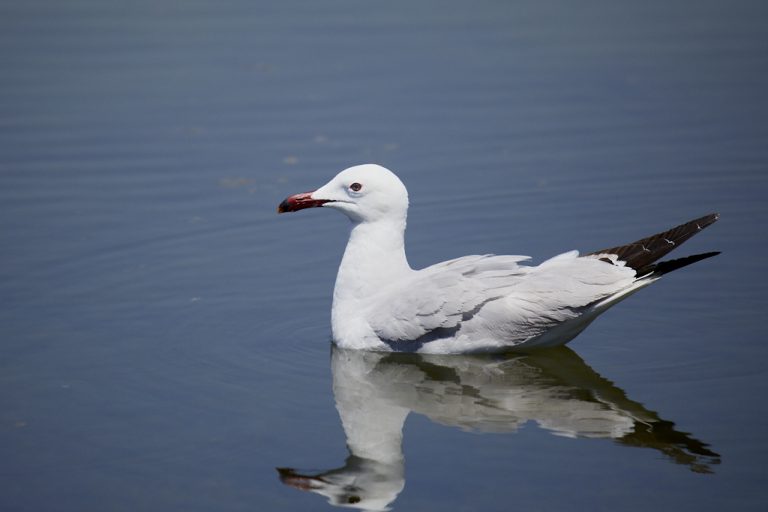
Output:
top-left (2, 1), bottom-right (768, 511)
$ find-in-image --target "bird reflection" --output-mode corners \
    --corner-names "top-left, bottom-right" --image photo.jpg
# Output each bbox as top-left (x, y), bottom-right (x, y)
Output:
top-left (278, 346), bottom-right (719, 511)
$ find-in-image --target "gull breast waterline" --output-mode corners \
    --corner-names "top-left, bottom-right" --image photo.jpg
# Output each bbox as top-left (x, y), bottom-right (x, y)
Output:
top-left (278, 164), bottom-right (719, 353)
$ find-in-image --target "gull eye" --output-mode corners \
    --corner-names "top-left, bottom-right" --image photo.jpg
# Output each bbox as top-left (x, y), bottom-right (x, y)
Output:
top-left (349, 182), bottom-right (362, 192)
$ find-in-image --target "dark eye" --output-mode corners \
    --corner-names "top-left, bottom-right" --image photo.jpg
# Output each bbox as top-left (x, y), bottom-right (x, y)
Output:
top-left (350, 182), bottom-right (362, 192)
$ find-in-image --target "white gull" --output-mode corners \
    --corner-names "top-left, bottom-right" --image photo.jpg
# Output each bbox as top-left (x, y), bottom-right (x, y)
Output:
top-left (278, 164), bottom-right (719, 353)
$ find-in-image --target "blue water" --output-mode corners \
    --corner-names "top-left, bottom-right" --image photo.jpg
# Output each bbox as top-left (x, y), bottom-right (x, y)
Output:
top-left (2, 1), bottom-right (767, 510)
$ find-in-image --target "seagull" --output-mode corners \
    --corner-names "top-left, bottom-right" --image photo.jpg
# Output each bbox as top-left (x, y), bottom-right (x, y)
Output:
top-left (278, 164), bottom-right (719, 353)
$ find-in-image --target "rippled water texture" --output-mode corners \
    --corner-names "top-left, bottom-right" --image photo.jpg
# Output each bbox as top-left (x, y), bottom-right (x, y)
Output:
top-left (2, 1), bottom-right (767, 511)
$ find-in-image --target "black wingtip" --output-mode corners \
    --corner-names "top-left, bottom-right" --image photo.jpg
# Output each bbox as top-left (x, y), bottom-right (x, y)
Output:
top-left (639, 251), bottom-right (721, 277)
top-left (589, 213), bottom-right (721, 272)
top-left (698, 212), bottom-right (720, 229)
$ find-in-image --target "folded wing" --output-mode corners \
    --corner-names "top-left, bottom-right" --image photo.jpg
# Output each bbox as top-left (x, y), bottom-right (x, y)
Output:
top-left (367, 255), bottom-right (530, 342)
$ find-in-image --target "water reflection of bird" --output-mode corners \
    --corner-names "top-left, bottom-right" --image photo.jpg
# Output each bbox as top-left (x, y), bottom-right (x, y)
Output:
top-left (278, 346), bottom-right (720, 511)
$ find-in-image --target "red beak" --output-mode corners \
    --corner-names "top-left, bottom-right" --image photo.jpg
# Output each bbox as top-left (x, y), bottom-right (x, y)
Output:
top-left (277, 191), bottom-right (332, 213)
top-left (276, 467), bottom-right (326, 490)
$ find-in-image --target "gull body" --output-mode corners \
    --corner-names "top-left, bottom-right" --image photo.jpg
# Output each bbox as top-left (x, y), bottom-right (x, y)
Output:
top-left (278, 164), bottom-right (718, 353)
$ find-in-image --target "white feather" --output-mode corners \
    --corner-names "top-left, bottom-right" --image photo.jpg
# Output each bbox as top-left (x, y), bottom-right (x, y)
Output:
top-left (294, 164), bottom-right (671, 353)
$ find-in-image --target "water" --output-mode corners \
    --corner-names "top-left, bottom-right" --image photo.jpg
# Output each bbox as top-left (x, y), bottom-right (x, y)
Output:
top-left (1, 1), bottom-right (767, 510)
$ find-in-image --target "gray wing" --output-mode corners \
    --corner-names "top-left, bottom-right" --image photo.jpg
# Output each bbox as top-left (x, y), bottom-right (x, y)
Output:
top-left (367, 252), bottom-right (639, 344)
top-left (367, 255), bottom-right (530, 342)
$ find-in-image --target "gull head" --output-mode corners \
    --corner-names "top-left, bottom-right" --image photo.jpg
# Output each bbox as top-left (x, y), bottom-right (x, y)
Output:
top-left (278, 164), bottom-right (409, 224)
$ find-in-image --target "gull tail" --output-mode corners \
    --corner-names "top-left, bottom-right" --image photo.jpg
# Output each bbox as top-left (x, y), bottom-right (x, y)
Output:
top-left (589, 213), bottom-right (720, 277)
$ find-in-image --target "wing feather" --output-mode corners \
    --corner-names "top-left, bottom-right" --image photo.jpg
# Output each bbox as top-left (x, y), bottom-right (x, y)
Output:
top-left (368, 255), bottom-right (529, 341)
top-left (368, 252), bottom-right (638, 345)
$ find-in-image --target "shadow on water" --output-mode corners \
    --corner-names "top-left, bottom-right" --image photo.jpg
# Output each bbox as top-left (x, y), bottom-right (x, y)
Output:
top-left (278, 345), bottom-right (720, 511)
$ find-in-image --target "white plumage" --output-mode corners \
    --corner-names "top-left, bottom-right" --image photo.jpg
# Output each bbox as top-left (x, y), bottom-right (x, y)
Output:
top-left (278, 164), bottom-right (718, 353)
